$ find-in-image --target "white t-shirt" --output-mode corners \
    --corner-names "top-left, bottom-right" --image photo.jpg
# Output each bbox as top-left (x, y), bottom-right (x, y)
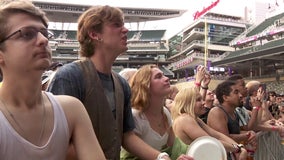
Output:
top-left (132, 107), bottom-right (172, 150)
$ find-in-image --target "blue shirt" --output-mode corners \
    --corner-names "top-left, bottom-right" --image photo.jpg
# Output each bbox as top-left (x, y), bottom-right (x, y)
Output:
top-left (47, 62), bottom-right (135, 133)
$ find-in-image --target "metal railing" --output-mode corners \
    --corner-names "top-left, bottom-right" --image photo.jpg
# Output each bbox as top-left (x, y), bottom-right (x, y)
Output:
top-left (255, 131), bottom-right (284, 160)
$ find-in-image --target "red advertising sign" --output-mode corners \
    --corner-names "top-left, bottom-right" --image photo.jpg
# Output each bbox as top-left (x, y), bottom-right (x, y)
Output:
top-left (193, 0), bottom-right (220, 20)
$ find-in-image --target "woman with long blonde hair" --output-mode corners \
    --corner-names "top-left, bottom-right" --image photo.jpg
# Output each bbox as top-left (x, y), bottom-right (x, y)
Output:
top-left (172, 86), bottom-right (248, 160)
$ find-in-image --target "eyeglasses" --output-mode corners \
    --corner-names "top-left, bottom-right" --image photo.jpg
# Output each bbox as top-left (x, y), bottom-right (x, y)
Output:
top-left (0, 26), bottom-right (53, 44)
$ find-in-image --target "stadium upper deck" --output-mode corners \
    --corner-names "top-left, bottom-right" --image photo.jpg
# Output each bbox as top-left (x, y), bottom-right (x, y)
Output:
top-left (32, 0), bottom-right (178, 77)
top-left (167, 12), bottom-right (248, 80)
top-left (166, 9), bottom-right (284, 84)
top-left (212, 11), bottom-right (284, 79)
top-left (32, 0), bottom-right (186, 23)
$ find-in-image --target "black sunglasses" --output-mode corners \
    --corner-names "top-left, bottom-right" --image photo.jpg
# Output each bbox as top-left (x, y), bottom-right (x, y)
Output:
top-left (0, 26), bottom-right (53, 43)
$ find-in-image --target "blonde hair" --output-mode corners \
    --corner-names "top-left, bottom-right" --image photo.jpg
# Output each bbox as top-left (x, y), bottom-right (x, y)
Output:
top-left (171, 86), bottom-right (199, 120)
top-left (129, 64), bottom-right (157, 111)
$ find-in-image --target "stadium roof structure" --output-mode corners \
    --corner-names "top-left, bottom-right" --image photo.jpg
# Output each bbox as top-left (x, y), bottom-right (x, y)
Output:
top-left (33, 1), bottom-right (186, 23)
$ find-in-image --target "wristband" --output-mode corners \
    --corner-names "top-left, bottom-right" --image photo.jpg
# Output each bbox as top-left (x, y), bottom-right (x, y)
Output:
top-left (201, 86), bottom-right (209, 90)
top-left (232, 144), bottom-right (244, 153)
top-left (157, 152), bottom-right (169, 160)
top-left (246, 131), bottom-right (251, 138)
top-left (195, 82), bottom-right (201, 87)
top-left (253, 106), bottom-right (260, 110)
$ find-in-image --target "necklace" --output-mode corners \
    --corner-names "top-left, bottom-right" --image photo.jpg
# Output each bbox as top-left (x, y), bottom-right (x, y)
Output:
top-left (0, 93), bottom-right (46, 145)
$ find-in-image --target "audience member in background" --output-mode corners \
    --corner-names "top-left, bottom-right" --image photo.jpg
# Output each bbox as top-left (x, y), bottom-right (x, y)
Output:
top-left (207, 81), bottom-right (257, 159)
top-left (246, 81), bottom-right (276, 126)
top-left (172, 86), bottom-right (248, 160)
top-left (193, 65), bottom-right (211, 100)
top-left (241, 81), bottom-right (284, 136)
top-left (48, 62), bottom-right (63, 71)
top-left (165, 85), bottom-right (179, 112)
top-left (119, 68), bottom-right (137, 83)
top-left (199, 89), bottom-right (215, 123)
top-left (41, 62), bottom-right (63, 91)
top-left (0, 0), bottom-right (105, 159)
top-left (244, 80), bottom-right (261, 111)
top-left (227, 74), bottom-right (259, 131)
top-left (41, 70), bottom-right (54, 90)
top-left (267, 91), bottom-right (279, 118)
top-left (278, 102), bottom-right (284, 124)
top-left (121, 64), bottom-right (193, 160)
top-left (48, 5), bottom-right (186, 160)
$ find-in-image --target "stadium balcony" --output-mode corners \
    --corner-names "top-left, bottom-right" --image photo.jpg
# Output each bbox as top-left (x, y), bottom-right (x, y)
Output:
top-left (127, 30), bottom-right (166, 41)
top-left (50, 30), bottom-right (77, 40)
top-left (246, 12), bottom-right (284, 37)
top-left (182, 28), bottom-right (205, 43)
top-left (255, 38), bottom-right (284, 51)
top-left (48, 41), bottom-right (58, 51)
top-left (159, 66), bottom-right (174, 78)
top-left (57, 42), bottom-right (79, 50)
top-left (169, 40), bottom-right (233, 60)
top-left (222, 35), bottom-right (284, 62)
top-left (52, 52), bottom-right (79, 61)
top-left (221, 47), bottom-right (253, 60)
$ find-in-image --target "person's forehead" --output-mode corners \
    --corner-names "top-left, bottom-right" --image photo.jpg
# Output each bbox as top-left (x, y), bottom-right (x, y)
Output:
top-left (230, 85), bottom-right (239, 91)
top-left (207, 90), bottom-right (213, 94)
top-left (236, 79), bottom-right (245, 86)
top-left (151, 67), bottom-right (162, 73)
top-left (7, 13), bottom-right (44, 31)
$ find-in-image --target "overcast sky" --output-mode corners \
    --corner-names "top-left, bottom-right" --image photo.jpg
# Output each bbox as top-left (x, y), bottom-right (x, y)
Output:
top-left (37, 0), bottom-right (274, 38)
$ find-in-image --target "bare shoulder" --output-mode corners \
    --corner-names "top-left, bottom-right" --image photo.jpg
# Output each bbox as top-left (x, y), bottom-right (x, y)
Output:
top-left (52, 95), bottom-right (86, 118)
top-left (207, 107), bottom-right (227, 124)
top-left (53, 95), bottom-right (84, 108)
top-left (175, 114), bottom-right (194, 124)
top-left (208, 107), bottom-right (224, 117)
top-left (173, 115), bottom-right (197, 130)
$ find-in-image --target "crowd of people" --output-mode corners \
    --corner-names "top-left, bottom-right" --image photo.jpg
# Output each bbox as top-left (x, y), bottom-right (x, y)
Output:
top-left (0, 0), bottom-right (284, 160)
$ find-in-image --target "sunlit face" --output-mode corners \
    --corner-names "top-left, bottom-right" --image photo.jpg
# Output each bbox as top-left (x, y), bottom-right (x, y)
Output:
top-left (268, 93), bottom-right (277, 102)
top-left (205, 90), bottom-right (215, 102)
top-left (226, 85), bottom-right (242, 108)
top-left (235, 79), bottom-right (247, 97)
top-left (150, 67), bottom-right (170, 97)
top-left (194, 93), bottom-right (206, 116)
top-left (0, 13), bottom-right (51, 74)
top-left (99, 21), bottom-right (128, 55)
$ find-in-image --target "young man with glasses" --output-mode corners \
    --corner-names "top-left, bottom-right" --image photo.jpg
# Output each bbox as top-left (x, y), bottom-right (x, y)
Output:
top-left (0, 0), bottom-right (105, 159)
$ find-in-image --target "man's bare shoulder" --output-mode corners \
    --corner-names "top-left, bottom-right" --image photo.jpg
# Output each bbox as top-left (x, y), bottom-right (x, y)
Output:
top-left (208, 106), bottom-right (227, 123)
top-left (209, 106), bottom-right (224, 116)
top-left (52, 95), bottom-right (82, 105)
top-left (51, 95), bottom-right (86, 114)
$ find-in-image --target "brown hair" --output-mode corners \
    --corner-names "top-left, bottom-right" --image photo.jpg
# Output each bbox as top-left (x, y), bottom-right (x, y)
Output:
top-left (0, 0), bottom-right (48, 45)
top-left (77, 5), bottom-right (124, 57)
top-left (129, 64), bottom-right (157, 111)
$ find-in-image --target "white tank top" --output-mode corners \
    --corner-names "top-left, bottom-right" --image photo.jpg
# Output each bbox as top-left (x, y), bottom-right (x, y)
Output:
top-left (0, 92), bottom-right (70, 160)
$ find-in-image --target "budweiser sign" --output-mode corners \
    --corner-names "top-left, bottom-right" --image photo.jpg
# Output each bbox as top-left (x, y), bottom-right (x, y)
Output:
top-left (193, 0), bottom-right (220, 20)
